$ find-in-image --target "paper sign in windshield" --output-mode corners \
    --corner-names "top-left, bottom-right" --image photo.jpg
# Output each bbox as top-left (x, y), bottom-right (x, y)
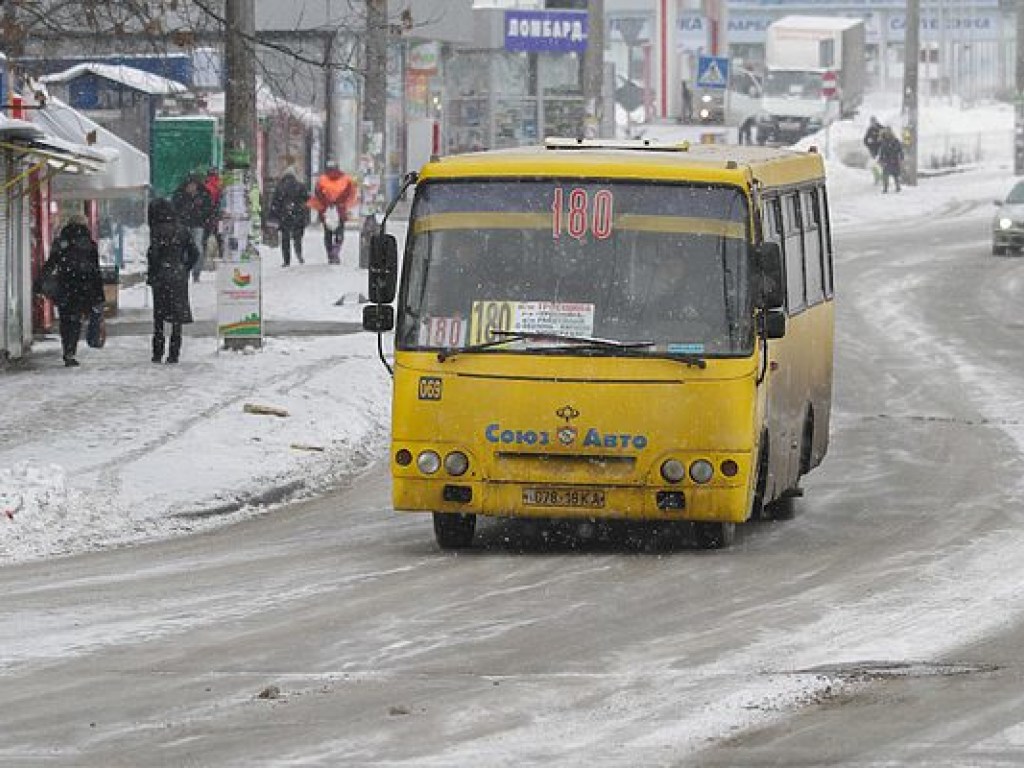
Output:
top-left (514, 301), bottom-right (595, 336)
top-left (467, 300), bottom-right (596, 344)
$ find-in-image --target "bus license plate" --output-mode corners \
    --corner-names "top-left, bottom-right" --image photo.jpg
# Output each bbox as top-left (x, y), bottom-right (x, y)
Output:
top-left (522, 487), bottom-right (605, 509)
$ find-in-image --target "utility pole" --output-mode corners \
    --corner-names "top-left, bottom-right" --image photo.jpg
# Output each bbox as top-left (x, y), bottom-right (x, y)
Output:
top-left (224, 0), bottom-right (257, 165)
top-left (901, 0), bottom-right (920, 186)
top-left (363, 0), bottom-right (387, 216)
top-left (1016, 0), bottom-right (1024, 175)
top-left (582, 0), bottom-right (604, 138)
top-left (221, 0), bottom-right (262, 350)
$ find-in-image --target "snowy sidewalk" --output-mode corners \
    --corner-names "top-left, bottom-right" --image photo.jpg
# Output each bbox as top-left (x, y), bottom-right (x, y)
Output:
top-left (1, 228), bottom-right (394, 564)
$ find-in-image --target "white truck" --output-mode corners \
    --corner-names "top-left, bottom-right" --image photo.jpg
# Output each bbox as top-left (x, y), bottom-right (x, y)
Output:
top-left (756, 15), bottom-right (866, 145)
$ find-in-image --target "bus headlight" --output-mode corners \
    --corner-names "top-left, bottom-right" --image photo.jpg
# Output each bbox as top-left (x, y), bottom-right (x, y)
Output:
top-left (660, 459), bottom-right (686, 484)
top-left (444, 451), bottom-right (469, 476)
top-left (689, 459), bottom-right (714, 484)
top-left (417, 450), bottom-right (441, 474)
top-left (999, 217), bottom-right (1013, 230)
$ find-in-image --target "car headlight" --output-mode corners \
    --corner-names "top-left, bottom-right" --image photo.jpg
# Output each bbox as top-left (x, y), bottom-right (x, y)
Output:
top-left (701, 94), bottom-right (712, 104)
top-left (999, 217), bottom-right (1013, 230)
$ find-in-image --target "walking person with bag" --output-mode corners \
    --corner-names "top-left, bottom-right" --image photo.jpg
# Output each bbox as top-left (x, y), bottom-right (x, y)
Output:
top-left (269, 170), bottom-right (310, 266)
top-left (33, 217), bottom-right (105, 367)
top-left (310, 159), bottom-right (357, 264)
top-left (877, 126), bottom-right (904, 194)
top-left (146, 198), bottom-right (199, 364)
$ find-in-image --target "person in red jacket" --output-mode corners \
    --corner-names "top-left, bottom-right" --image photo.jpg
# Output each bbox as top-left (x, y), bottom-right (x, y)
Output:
top-left (309, 159), bottom-right (357, 264)
top-left (203, 166), bottom-right (223, 257)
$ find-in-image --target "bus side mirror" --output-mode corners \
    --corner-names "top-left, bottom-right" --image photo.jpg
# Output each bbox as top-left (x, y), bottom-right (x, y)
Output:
top-left (762, 308), bottom-right (786, 339)
top-left (755, 241), bottom-right (785, 310)
top-left (362, 303), bottom-right (394, 332)
top-left (368, 234), bottom-right (398, 304)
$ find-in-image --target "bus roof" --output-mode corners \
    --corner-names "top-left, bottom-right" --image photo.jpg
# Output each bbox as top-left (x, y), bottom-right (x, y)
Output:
top-left (416, 138), bottom-right (826, 190)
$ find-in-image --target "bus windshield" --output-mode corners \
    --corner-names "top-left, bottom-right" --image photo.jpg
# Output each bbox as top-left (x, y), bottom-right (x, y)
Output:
top-left (397, 179), bottom-right (754, 357)
top-left (764, 70), bottom-right (823, 99)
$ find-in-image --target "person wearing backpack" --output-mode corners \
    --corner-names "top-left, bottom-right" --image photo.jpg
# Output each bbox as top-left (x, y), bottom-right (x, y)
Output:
top-left (269, 171), bottom-right (310, 266)
top-left (33, 218), bottom-right (105, 367)
top-left (146, 198), bottom-right (200, 364)
top-left (310, 159), bottom-right (356, 264)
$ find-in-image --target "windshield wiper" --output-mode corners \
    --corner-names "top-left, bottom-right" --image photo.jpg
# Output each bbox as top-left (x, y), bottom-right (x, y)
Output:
top-left (492, 330), bottom-right (655, 349)
top-left (437, 330), bottom-right (653, 362)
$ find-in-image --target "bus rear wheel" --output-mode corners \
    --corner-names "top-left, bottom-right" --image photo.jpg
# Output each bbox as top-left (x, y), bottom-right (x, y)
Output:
top-left (692, 521), bottom-right (735, 549)
top-left (433, 512), bottom-right (476, 549)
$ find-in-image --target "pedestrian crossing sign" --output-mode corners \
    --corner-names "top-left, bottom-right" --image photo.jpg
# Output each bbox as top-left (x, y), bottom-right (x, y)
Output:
top-left (697, 56), bottom-right (730, 90)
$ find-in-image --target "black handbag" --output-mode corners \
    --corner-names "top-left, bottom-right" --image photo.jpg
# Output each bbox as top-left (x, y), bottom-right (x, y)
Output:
top-left (86, 307), bottom-right (106, 349)
top-left (39, 273), bottom-right (60, 299)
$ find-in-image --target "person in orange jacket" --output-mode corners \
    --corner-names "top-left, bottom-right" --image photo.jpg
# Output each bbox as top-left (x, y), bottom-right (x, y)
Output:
top-left (309, 159), bottom-right (357, 264)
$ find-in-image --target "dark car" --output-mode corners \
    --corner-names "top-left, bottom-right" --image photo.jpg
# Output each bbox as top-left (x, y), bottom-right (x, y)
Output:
top-left (992, 180), bottom-right (1024, 255)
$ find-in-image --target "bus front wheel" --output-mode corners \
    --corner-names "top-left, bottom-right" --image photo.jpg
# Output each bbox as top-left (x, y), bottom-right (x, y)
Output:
top-left (433, 512), bottom-right (476, 549)
top-left (692, 521), bottom-right (735, 549)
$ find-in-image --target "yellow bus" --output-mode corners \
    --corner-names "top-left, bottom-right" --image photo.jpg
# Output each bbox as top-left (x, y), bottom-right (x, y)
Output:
top-left (363, 138), bottom-right (834, 549)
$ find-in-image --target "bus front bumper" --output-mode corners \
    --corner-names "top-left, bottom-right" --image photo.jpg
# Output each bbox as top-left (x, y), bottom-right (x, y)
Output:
top-left (393, 479), bottom-right (752, 524)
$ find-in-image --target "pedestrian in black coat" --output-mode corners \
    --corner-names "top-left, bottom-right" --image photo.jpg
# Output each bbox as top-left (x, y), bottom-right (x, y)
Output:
top-left (146, 198), bottom-right (199, 364)
top-left (171, 173), bottom-right (214, 282)
top-left (863, 116), bottom-right (883, 160)
top-left (34, 219), bottom-right (104, 367)
top-left (269, 171), bottom-right (310, 266)
top-left (877, 127), bottom-right (904, 194)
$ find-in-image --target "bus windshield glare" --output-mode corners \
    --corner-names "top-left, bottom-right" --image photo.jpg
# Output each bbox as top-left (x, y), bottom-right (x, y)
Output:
top-left (398, 179), bottom-right (754, 357)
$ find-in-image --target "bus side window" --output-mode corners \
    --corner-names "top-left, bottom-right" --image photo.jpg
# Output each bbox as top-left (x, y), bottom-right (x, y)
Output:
top-left (782, 193), bottom-right (806, 314)
top-left (819, 186), bottom-right (835, 297)
top-left (802, 188), bottom-right (824, 306)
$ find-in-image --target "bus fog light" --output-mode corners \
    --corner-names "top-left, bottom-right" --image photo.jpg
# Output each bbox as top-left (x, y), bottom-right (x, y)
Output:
top-left (660, 459), bottom-right (686, 484)
top-left (395, 449), bottom-right (412, 466)
top-left (689, 459), bottom-right (714, 484)
top-left (720, 459), bottom-right (739, 477)
top-left (444, 451), bottom-right (469, 476)
top-left (417, 450), bottom-right (441, 475)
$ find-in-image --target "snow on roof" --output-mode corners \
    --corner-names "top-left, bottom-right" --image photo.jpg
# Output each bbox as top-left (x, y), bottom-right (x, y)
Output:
top-left (29, 96), bottom-right (149, 199)
top-left (0, 114), bottom-right (110, 174)
top-left (0, 116), bottom-right (43, 141)
top-left (203, 82), bottom-right (322, 128)
top-left (40, 63), bottom-right (188, 95)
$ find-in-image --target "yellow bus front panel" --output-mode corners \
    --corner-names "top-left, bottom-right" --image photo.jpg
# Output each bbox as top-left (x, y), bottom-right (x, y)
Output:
top-left (390, 353), bottom-right (762, 524)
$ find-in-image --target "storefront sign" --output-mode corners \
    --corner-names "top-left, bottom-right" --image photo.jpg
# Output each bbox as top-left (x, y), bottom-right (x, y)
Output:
top-left (504, 10), bottom-right (588, 54)
top-left (729, 0), bottom-right (996, 9)
top-left (408, 41), bottom-right (440, 73)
